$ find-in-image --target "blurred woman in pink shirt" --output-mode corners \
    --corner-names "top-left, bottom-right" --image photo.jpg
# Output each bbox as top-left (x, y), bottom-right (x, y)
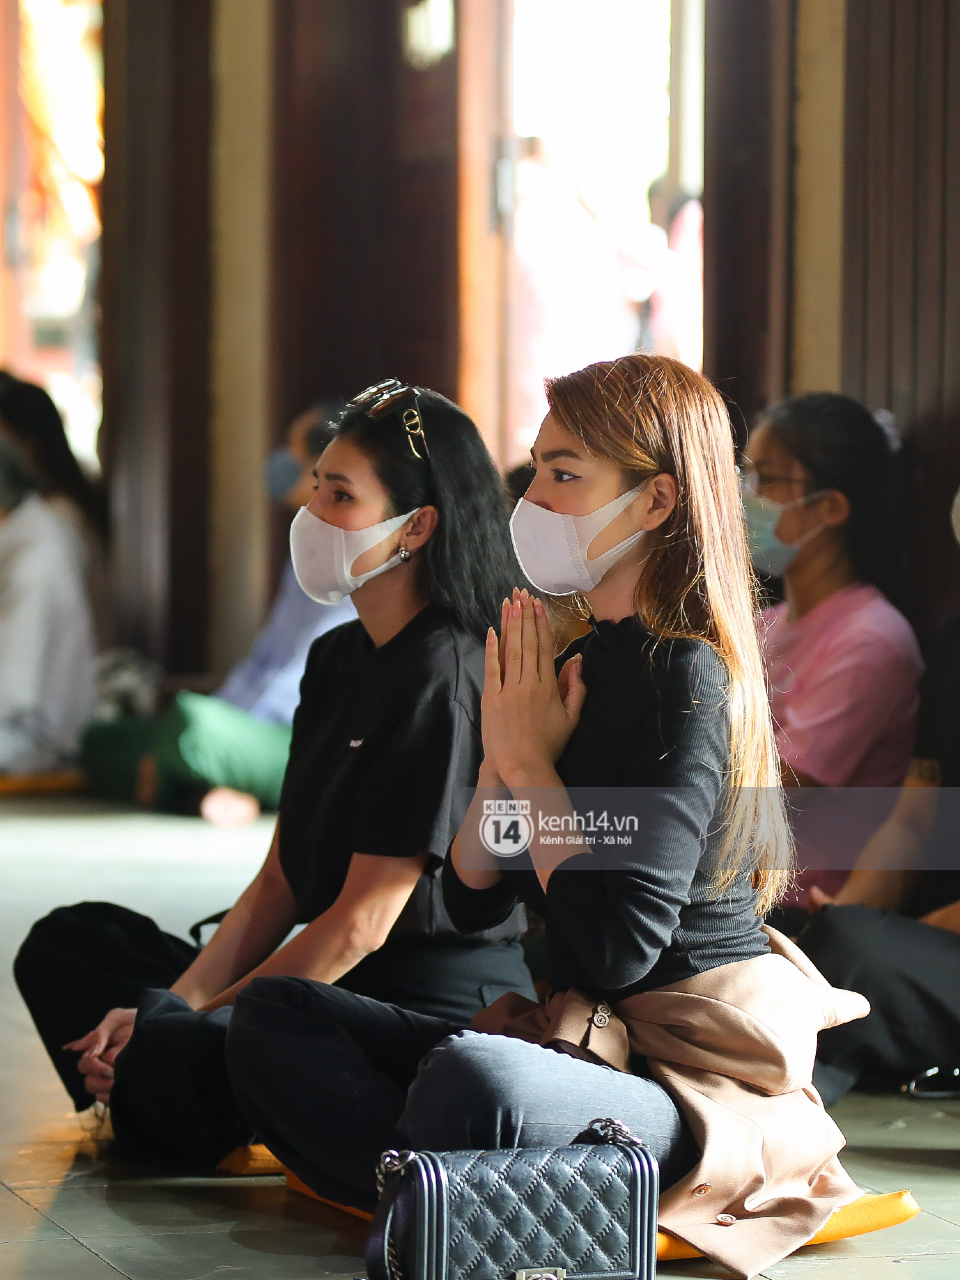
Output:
top-left (741, 394), bottom-right (923, 924)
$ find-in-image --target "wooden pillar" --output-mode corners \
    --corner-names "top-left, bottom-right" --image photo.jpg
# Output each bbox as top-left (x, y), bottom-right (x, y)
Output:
top-left (791, 0), bottom-right (846, 394)
top-left (209, 0), bottom-right (274, 676)
top-left (100, 0), bottom-right (212, 673)
top-left (842, 0), bottom-right (960, 636)
top-left (270, 0), bottom-right (460, 430)
top-left (702, 0), bottom-right (796, 435)
top-left (457, 0), bottom-right (512, 459)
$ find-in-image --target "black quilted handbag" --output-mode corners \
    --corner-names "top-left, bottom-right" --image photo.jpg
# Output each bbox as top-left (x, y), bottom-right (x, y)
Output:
top-left (365, 1118), bottom-right (658, 1280)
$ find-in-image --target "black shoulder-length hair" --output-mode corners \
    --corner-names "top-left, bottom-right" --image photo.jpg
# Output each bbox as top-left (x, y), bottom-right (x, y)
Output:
top-left (0, 376), bottom-right (108, 541)
top-left (333, 387), bottom-right (526, 640)
top-left (762, 392), bottom-right (906, 606)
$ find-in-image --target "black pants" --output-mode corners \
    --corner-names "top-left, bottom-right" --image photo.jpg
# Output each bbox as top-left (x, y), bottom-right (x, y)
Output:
top-left (12, 902), bottom-right (198, 1112)
top-left (13, 900), bottom-right (534, 1164)
top-left (226, 978), bottom-right (699, 1214)
top-left (800, 905), bottom-right (960, 1105)
top-left (12, 901), bottom-right (249, 1165)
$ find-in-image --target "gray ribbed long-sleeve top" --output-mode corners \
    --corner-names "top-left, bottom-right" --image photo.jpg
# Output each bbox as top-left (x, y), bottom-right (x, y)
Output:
top-left (441, 615), bottom-right (769, 1000)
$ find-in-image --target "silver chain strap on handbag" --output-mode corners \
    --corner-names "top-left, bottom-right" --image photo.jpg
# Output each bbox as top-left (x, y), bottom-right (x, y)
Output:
top-left (582, 1117), bottom-right (648, 1148)
top-left (376, 1150), bottom-right (417, 1280)
top-left (376, 1149), bottom-right (417, 1195)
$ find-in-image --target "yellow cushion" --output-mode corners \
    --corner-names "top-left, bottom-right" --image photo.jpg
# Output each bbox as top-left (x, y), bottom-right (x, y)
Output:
top-left (279, 1155), bottom-right (919, 1253)
top-left (656, 1190), bottom-right (921, 1260)
top-left (216, 1143), bottom-right (285, 1176)
top-left (0, 769), bottom-right (86, 794)
top-left (286, 1170), bottom-right (918, 1249)
top-left (285, 1169), bottom-right (375, 1220)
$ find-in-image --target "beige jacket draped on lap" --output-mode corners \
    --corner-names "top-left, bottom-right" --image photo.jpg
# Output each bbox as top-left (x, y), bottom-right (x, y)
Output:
top-left (472, 927), bottom-right (870, 1279)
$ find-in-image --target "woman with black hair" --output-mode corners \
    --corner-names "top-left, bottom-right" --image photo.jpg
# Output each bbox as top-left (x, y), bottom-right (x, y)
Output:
top-left (741, 392), bottom-right (923, 920)
top-left (0, 375), bottom-right (110, 645)
top-left (14, 381), bottom-right (534, 1165)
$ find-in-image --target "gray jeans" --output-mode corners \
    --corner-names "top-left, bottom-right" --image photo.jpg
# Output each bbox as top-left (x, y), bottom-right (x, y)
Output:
top-left (227, 978), bottom-right (699, 1212)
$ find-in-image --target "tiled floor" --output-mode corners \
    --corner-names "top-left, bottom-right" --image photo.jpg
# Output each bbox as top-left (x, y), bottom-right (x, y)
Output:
top-left (2, 797), bottom-right (959, 1279)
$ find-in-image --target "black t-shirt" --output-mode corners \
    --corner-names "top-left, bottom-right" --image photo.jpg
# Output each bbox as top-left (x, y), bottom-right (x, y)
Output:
top-left (914, 616), bottom-right (960, 783)
top-left (278, 604), bottom-right (523, 941)
top-left (904, 615), bottom-right (960, 915)
top-left (442, 616), bottom-right (769, 999)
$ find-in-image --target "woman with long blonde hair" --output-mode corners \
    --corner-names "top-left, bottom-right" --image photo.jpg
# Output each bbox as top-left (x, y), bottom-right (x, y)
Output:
top-left (227, 358), bottom-right (866, 1273)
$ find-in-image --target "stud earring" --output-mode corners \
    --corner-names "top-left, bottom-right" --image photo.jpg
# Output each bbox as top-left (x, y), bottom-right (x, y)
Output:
top-left (398, 545), bottom-right (411, 562)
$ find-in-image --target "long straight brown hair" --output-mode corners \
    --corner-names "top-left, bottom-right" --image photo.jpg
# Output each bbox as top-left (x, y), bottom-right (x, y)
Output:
top-left (546, 354), bottom-right (792, 913)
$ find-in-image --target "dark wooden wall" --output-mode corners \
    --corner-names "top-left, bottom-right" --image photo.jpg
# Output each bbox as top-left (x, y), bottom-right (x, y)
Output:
top-left (843, 0), bottom-right (960, 637)
top-left (270, 0), bottom-right (459, 435)
top-left (100, 0), bottom-right (462, 667)
top-left (268, 0), bottom-right (460, 586)
top-left (100, 0), bottom-right (211, 673)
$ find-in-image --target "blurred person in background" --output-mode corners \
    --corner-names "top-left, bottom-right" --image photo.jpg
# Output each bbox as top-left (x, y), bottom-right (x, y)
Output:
top-left (220, 401), bottom-right (352, 724)
top-left (644, 177), bottom-right (703, 372)
top-left (0, 374), bottom-right (111, 648)
top-left (80, 404), bottom-right (355, 824)
top-left (0, 435), bottom-right (95, 773)
top-left (796, 480), bottom-right (960, 1104)
top-left (741, 393), bottom-right (923, 934)
top-left (504, 461), bottom-right (535, 507)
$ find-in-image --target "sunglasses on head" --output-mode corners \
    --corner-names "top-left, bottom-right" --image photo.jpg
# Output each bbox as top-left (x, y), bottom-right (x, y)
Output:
top-left (348, 378), bottom-right (430, 461)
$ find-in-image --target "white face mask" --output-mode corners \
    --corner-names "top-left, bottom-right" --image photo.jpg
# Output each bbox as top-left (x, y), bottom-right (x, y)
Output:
top-left (289, 505), bottom-right (418, 604)
top-left (509, 486), bottom-right (646, 595)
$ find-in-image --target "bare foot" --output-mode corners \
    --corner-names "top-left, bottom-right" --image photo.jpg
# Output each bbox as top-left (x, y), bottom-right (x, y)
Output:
top-left (134, 755), bottom-right (159, 807)
top-left (200, 787), bottom-right (261, 826)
